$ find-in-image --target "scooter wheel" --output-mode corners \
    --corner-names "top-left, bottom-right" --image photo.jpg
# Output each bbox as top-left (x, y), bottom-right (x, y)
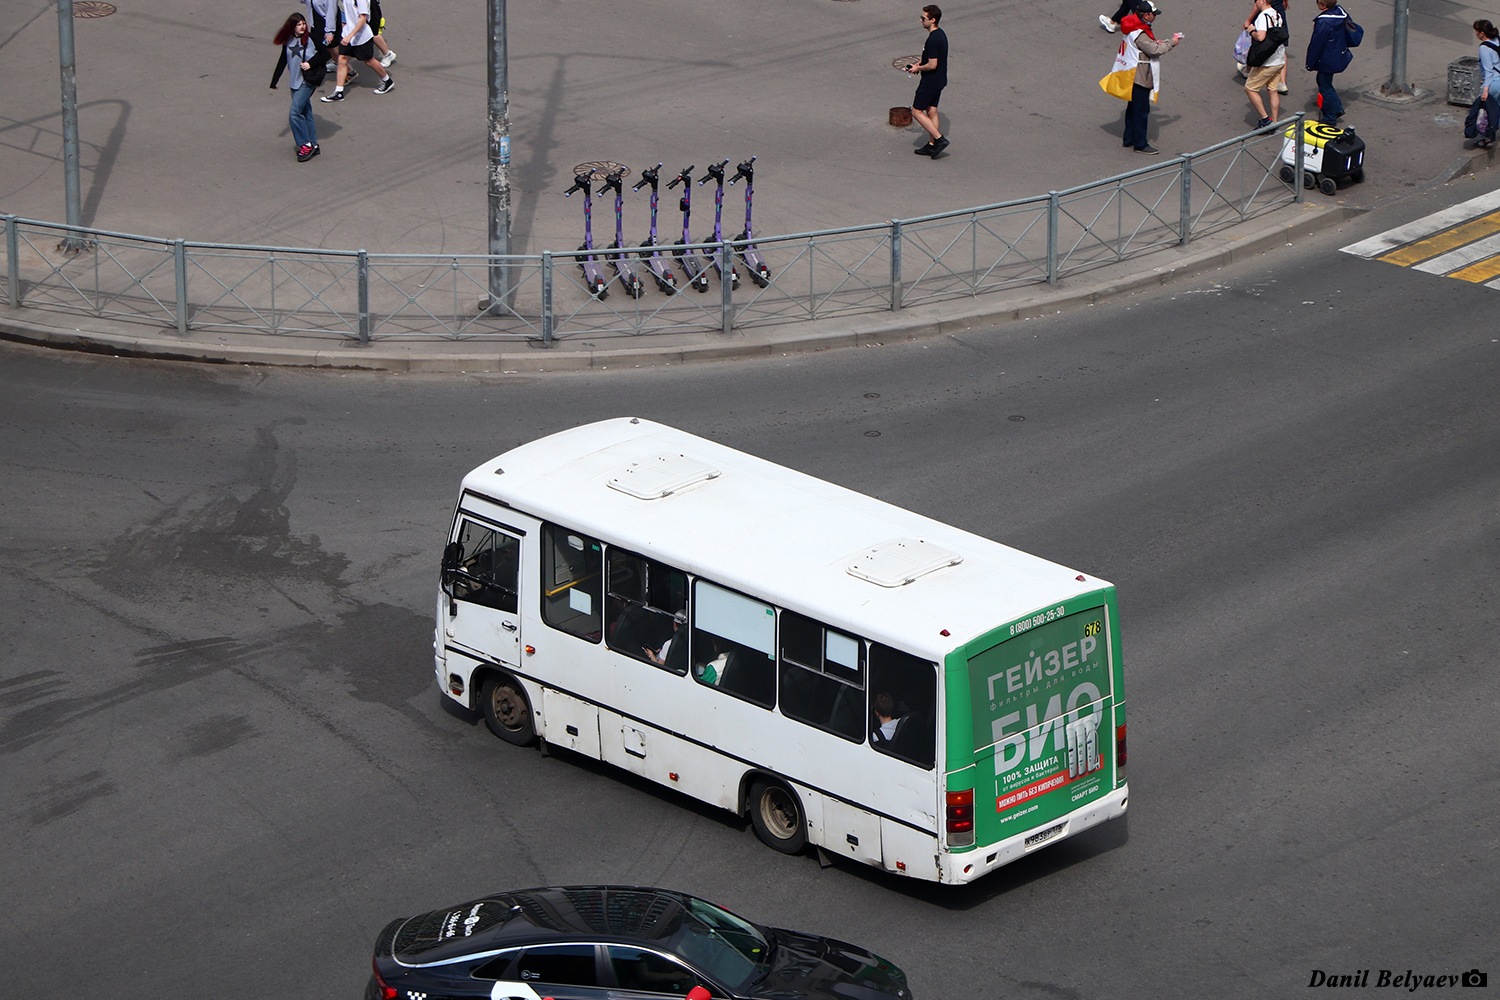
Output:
top-left (693, 275), bottom-right (709, 293)
top-left (592, 280), bottom-right (608, 300)
top-left (752, 267), bottom-right (770, 288)
top-left (629, 280), bottom-right (644, 299)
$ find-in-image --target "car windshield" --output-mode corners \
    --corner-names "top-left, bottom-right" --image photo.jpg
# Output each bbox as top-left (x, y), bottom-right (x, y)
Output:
top-left (665, 898), bottom-right (771, 991)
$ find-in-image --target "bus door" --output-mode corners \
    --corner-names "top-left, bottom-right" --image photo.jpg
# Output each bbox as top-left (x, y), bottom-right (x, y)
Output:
top-left (443, 514), bottom-right (531, 669)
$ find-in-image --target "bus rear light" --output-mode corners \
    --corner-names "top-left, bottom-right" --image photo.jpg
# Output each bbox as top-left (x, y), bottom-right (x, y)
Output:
top-left (946, 789), bottom-right (975, 847)
top-left (1116, 724), bottom-right (1127, 779)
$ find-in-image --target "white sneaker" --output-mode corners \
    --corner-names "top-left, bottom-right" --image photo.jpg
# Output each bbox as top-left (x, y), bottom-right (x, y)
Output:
top-left (380, 50), bottom-right (397, 67)
top-left (1099, 14), bottom-right (1118, 31)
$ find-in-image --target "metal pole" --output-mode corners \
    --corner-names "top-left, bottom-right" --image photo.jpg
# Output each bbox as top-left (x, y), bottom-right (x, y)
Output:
top-left (541, 251), bottom-right (553, 346)
top-left (1387, 0), bottom-right (1412, 96)
top-left (1046, 192), bottom-right (1059, 285)
top-left (1294, 114), bottom-right (1306, 204)
top-left (486, 0), bottom-right (512, 313)
top-left (357, 249), bottom-right (370, 344)
top-left (5, 216), bottom-right (19, 306)
top-left (720, 239), bottom-right (733, 334)
top-left (57, 0), bottom-right (84, 250)
top-left (889, 219), bottom-right (903, 310)
top-left (174, 238), bottom-right (188, 334)
top-left (1179, 154), bottom-right (1192, 246)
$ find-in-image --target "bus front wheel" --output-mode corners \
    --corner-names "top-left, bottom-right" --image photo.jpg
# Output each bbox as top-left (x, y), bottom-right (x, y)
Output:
top-left (749, 781), bottom-right (807, 854)
top-left (481, 675), bottom-right (536, 747)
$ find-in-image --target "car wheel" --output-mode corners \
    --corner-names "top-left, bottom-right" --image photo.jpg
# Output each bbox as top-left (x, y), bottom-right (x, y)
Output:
top-left (481, 674), bottom-right (535, 746)
top-left (749, 780), bottom-right (807, 854)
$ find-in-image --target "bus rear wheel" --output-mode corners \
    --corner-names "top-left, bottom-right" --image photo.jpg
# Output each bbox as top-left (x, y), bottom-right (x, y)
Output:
top-left (481, 675), bottom-right (535, 747)
top-left (749, 781), bottom-right (806, 854)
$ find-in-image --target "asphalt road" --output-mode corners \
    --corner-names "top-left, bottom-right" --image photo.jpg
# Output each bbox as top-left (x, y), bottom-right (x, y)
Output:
top-left (1, 181), bottom-right (1496, 999)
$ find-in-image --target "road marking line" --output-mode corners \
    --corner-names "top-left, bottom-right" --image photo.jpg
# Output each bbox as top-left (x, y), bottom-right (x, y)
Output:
top-left (1377, 211), bottom-right (1500, 266)
top-left (1410, 230), bottom-right (1500, 275)
top-left (1340, 187), bottom-right (1500, 258)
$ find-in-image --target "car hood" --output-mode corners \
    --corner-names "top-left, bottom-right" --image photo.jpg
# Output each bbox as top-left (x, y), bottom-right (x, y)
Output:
top-left (746, 928), bottom-right (912, 1000)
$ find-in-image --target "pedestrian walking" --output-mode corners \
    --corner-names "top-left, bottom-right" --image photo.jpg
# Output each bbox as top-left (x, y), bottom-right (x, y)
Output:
top-left (321, 0), bottom-right (392, 102)
top-left (370, 0), bottom-right (397, 67)
top-left (1466, 20), bottom-right (1500, 148)
top-left (1099, 0), bottom-right (1181, 155)
top-left (1098, 0), bottom-right (1134, 34)
top-left (906, 5), bottom-right (950, 157)
top-left (270, 11), bottom-right (330, 162)
top-left (1244, 0), bottom-right (1292, 94)
top-left (1244, 0), bottom-right (1288, 128)
top-left (1305, 0), bottom-right (1355, 124)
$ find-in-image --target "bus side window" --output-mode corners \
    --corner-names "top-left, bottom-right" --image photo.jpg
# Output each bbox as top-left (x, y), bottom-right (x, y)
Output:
top-left (778, 611), bottom-right (864, 742)
top-left (868, 644), bottom-right (936, 769)
top-left (541, 524), bottom-right (602, 642)
top-left (606, 547), bottom-right (689, 673)
top-left (691, 580), bottom-right (775, 709)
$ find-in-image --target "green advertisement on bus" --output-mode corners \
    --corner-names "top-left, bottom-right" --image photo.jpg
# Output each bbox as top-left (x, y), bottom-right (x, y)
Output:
top-left (966, 604), bottom-right (1114, 840)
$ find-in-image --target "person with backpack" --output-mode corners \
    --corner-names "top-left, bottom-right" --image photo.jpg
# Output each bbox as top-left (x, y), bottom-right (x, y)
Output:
top-left (270, 11), bottom-right (330, 162)
top-left (1245, 0), bottom-right (1289, 129)
top-left (1305, 0), bottom-right (1358, 125)
top-left (1466, 20), bottom-right (1500, 148)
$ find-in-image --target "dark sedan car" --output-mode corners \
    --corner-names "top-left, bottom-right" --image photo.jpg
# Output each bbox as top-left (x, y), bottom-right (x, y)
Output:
top-left (366, 885), bottom-right (912, 1000)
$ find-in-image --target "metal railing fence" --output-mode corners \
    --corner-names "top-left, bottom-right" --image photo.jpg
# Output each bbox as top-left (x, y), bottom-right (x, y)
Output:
top-left (2, 118), bottom-right (1305, 347)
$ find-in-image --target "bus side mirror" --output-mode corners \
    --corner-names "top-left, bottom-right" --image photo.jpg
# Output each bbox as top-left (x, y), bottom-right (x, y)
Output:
top-left (442, 542), bottom-right (462, 616)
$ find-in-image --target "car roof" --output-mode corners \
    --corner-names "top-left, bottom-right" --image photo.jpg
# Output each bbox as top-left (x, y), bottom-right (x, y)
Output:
top-left (393, 886), bottom-right (703, 965)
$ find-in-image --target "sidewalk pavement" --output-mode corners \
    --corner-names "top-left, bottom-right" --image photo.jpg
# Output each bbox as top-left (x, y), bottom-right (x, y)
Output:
top-left (1, 0), bottom-right (1495, 371)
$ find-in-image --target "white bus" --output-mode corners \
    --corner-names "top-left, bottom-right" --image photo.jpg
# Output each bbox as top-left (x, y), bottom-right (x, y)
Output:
top-left (434, 418), bottom-right (1128, 884)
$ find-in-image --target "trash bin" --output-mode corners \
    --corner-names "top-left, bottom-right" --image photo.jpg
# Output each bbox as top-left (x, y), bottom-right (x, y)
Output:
top-left (1449, 55), bottom-right (1482, 106)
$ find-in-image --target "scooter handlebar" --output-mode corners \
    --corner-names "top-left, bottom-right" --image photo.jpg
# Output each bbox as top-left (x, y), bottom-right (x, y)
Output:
top-left (563, 173), bottom-right (592, 197)
top-left (632, 163), bottom-right (664, 192)
top-left (697, 159), bottom-right (730, 186)
top-left (667, 167), bottom-right (695, 190)
top-left (728, 156), bottom-right (757, 186)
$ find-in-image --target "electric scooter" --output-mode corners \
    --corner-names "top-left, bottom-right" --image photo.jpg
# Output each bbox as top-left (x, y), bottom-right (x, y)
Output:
top-left (562, 172), bottom-right (609, 299)
top-left (630, 164), bottom-right (678, 294)
top-left (697, 159), bottom-right (739, 290)
top-left (666, 166), bottom-right (711, 293)
top-left (598, 168), bottom-right (645, 298)
top-left (727, 156), bottom-right (771, 288)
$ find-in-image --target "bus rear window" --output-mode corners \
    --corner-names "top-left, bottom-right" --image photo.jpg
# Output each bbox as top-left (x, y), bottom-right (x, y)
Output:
top-left (868, 645), bottom-right (935, 769)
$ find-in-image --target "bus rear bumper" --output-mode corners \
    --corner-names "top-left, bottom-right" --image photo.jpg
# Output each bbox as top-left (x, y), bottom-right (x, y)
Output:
top-left (939, 784), bottom-right (1129, 884)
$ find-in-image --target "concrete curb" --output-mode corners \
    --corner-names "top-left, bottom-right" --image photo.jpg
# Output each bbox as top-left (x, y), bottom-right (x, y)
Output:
top-left (0, 202), bottom-right (1359, 373)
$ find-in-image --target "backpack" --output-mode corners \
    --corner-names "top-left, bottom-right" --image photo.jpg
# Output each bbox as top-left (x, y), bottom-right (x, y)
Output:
top-left (1245, 13), bottom-right (1289, 67)
top-left (1345, 12), bottom-right (1365, 47)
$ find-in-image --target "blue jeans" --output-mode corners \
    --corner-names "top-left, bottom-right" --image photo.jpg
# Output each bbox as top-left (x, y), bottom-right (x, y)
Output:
top-left (289, 85), bottom-right (317, 149)
top-left (1315, 71), bottom-right (1344, 122)
top-left (1123, 84), bottom-right (1151, 149)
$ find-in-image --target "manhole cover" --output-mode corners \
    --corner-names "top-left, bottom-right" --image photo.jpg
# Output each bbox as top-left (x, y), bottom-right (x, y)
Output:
top-left (73, 1), bottom-right (117, 16)
top-left (572, 161), bottom-right (629, 181)
top-left (892, 55), bottom-right (923, 71)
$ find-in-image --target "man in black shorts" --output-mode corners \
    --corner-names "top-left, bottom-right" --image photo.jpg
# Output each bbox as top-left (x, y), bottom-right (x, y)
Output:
top-left (321, 0), bottom-right (393, 101)
top-left (906, 4), bottom-right (949, 156)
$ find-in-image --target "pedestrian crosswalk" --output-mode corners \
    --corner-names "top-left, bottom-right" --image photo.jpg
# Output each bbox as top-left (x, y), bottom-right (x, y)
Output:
top-left (1341, 187), bottom-right (1500, 287)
